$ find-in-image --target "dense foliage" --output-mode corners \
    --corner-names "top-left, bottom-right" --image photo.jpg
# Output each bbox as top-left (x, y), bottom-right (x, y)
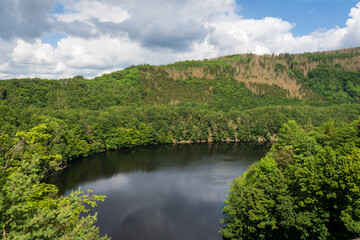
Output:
top-left (306, 65), bottom-right (360, 103)
top-left (1, 48), bottom-right (360, 238)
top-left (0, 124), bottom-right (108, 239)
top-left (221, 120), bottom-right (360, 239)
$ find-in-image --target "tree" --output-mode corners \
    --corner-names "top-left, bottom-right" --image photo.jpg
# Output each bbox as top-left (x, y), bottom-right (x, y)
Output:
top-left (221, 120), bottom-right (360, 239)
top-left (0, 124), bottom-right (109, 239)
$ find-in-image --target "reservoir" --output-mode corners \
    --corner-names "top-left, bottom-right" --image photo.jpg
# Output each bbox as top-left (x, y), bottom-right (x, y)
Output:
top-left (50, 143), bottom-right (270, 240)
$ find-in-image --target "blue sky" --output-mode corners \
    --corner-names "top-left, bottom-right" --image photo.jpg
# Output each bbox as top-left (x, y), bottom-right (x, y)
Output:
top-left (0, 0), bottom-right (359, 79)
top-left (41, 0), bottom-right (360, 49)
top-left (41, 33), bottom-right (67, 47)
top-left (53, 2), bottom-right (65, 14)
top-left (238, 0), bottom-right (359, 36)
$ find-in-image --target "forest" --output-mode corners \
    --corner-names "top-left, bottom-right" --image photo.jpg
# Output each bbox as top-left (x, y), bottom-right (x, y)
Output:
top-left (1, 47), bottom-right (360, 239)
top-left (221, 120), bottom-right (360, 240)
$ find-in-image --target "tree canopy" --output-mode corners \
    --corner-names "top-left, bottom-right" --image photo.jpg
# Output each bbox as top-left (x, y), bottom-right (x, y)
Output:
top-left (1, 48), bottom-right (360, 239)
top-left (221, 120), bottom-right (360, 240)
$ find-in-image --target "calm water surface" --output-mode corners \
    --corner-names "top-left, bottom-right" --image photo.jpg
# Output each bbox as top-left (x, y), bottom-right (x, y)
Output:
top-left (50, 143), bottom-right (270, 240)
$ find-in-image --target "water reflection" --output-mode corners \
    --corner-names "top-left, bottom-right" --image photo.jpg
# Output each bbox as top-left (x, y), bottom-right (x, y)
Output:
top-left (50, 143), bottom-right (270, 240)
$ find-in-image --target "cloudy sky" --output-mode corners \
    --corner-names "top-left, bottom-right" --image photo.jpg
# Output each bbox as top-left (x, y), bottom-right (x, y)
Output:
top-left (0, 0), bottom-right (360, 79)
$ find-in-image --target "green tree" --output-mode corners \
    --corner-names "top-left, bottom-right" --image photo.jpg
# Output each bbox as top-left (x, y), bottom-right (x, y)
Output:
top-left (221, 120), bottom-right (360, 239)
top-left (0, 124), bottom-right (108, 239)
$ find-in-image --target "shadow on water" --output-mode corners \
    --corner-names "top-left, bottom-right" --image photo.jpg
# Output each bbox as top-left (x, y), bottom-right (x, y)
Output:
top-left (49, 142), bottom-right (270, 240)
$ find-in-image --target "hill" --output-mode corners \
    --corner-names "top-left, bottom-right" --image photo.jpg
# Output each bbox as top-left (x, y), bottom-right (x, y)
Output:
top-left (1, 47), bottom-right (360, 157)
top-left (2, 47), bottom-right (360, 109)
top-left (1, 47), bottom-right (360, 239)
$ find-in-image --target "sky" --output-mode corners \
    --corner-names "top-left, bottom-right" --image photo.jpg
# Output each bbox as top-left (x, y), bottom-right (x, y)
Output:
top-left (0, 0), bottom-right (359, 79)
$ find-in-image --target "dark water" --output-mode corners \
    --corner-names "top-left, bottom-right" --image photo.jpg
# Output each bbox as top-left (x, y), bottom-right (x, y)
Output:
top-left (50, 143), bottom-right (270, 240)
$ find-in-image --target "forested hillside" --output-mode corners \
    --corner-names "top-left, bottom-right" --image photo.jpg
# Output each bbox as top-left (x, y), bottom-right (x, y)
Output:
top-left (1, 48), bottom-right (360, 151)
top-left (1, 47), bottom-right (360, 239)
top-left (221, 120), bottom-right (360, 240)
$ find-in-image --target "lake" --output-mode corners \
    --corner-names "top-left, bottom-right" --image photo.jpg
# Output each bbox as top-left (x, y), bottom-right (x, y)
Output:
top-left (50, 143), bottom-right (270, 240)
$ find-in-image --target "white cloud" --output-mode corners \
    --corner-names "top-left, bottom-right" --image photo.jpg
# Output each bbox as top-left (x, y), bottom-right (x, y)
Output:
top-left (0, 0), bottom-right (359, 79)
top-left (11, 39), bottom-right (55, 65)
top-left (341, 2), bottom-right (360, 47)
top-left (56, 35), bottom-right (144, 70)
top-left (55, 0), bottom-right (129, 24)
top-left (208, 16), bottom-right (296, 54)
top-left (2, 35), bottom-right (145, 79)
top-left (0, 0), bottom-right (54, 41)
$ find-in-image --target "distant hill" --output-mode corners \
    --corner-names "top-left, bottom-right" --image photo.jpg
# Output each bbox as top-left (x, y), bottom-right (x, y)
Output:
top-left (152, 47), bottom-right (360, 100)
top-left (2, 47), bottom-right (360, 240)
top-left (99, 46), bottom-right (360, 108)
top-left (1, 47), bottom-right (360, 154)
top-left (2, 47), bottom-right (360, 110)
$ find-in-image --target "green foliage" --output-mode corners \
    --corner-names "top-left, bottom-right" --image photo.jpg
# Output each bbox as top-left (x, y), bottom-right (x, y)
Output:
top-left (221, 120), bottom-right (360, 239)
top-left (304, 52), bottom-right (360, 64)
top-left (1, 49), bottom-right (360, 238)
top-left (305, 65), bottom-right (360, 103)
top-left (221, 157), bottom-right (293, 240)
top-left (288, 64), bottom-right (360, 103)
top-left (0, 124), bottom-right (108, 239)
top-left (105, 123), bottom-right (155, 149)
top-left (167, 58), bottom-right (237, 76)
top-left (1, 172), bottom-right (107, 239)
top-left (274, 63), bottom-right (286, 73)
